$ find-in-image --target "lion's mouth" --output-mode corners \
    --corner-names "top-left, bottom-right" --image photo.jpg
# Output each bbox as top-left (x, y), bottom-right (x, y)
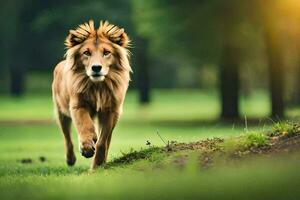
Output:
top-left (90, 73), bottom-right (105, 82)
top-left (92, 74), bottom-right (102, 78)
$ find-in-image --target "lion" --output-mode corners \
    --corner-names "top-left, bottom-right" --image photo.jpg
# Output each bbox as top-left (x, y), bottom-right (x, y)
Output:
top-left (52, 20), bottom-right (131, 169)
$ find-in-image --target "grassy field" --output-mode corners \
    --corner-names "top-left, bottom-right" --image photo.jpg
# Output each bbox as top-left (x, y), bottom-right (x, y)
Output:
top-left (0, 90), bottom-right (299, 200)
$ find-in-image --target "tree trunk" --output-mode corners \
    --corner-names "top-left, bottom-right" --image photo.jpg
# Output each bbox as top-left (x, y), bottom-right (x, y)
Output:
top-left (2, 1), bottom-right (26, 96)
top-left (9, 65), bottom-right (25, 96)
top-left (220, 44), bottom-right (240, 120)
top-left (217, 0), bottom-right (242, 120)
top-left (135, 36), bottom-right (151, 104)
top-left (0, 0), bottom-right (22, 95)
top-left (291, 55), bottom-right (300, 105)
top-left (9, 17), bottom-right (29, 96)
top-left (265, 26), bottom-right (284, 119)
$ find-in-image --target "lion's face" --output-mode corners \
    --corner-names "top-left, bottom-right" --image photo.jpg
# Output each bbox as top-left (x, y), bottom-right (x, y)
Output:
top-left (79, 38), bottom-right (116, 82)
top-left (65, 20), bottom-right (130, 82)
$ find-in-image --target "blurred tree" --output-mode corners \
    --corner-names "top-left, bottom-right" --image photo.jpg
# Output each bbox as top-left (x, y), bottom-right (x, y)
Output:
top-left (1, 0), bottom-right (24, 96)
top-left (261, 1), bottom-right (285, 118)
top-left (295, 56), bottom-right (300, 103)
top-left (129, 0), bottom-right (151, 104)
top-left (265, 26), bottom-right (285, 118)
top-left (0, 0), bottom-right (63, 95)
top-left (134, 36), bottom-right (151, 104)
top-left (10, 0), bottom-right (37, 96)
top-left (219, 45), bottom-right (240, 119)
top-left (282, 1), bottom-right (300, 107)
top-left (217, 1), bottom-right (242, 119)
top-left (132, 0), bottom-right (260, 119)
top-left (266, 27), bottom-right (284, 119)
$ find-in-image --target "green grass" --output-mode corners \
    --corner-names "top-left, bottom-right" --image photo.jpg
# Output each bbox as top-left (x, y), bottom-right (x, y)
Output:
top-left (1, 155), bottom-right (300, 200)
top-left (0, 90), bottom-right (300, 200)
top-left (240, 131), bottom-right (268, 149)
top-left (272, 121), bottom-right (300, 138)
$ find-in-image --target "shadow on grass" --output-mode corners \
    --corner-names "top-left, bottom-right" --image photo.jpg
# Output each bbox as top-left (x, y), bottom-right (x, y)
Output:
top-left (148, 117), bottom-right (274, 128)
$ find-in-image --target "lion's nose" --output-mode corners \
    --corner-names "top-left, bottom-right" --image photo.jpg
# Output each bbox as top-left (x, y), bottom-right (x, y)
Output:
top-left (91, 65), bottom-right (102, 73)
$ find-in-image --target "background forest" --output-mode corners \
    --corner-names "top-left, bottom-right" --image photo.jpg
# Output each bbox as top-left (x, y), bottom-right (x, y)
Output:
top-left (1, 0), bottom-right (300, 119)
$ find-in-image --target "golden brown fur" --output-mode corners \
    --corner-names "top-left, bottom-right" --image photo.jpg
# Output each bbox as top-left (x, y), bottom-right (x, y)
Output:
top-left (52, 20), bottom-right (131, 169)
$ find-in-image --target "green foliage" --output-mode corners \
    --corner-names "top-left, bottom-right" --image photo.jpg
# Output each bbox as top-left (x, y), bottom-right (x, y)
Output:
top-left (0, 0), bottom-right (134, 73)
top-left (272, 121), bottom-right (300, 138)
top-left (221, 131), bottom-right (268, 153)
top-left (222, 121), bottom-right (300, 154)
top-left (131, 0), bottom-right (262, 64)
top-left (240, 131), bottom-right (268, 149)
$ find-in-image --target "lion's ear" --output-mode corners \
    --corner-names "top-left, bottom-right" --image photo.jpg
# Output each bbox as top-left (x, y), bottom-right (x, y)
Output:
top-left (99, 21), bottom-right (130, 48)
top-left (65, 20), bottom-right (95, 49)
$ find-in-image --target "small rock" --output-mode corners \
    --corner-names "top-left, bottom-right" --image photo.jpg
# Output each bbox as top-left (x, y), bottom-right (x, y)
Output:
top-left (39, 156), bottom-right (46, 162)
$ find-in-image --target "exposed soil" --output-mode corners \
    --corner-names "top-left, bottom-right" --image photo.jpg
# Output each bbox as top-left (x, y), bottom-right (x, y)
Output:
top-left (169, 133), bottom-right (300, 169)
top-left (165, 138), bottom-right (224, 153)
top-left (107, 127), bottom-right (300, 169)
top-left (264, 134), bottom-right (300, 153)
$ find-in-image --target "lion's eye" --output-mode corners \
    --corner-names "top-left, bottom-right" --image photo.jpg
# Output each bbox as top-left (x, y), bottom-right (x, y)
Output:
top-left (103, 50), bottom-right (111, 56)
top-left (83, 50), bottom-right (91, 56)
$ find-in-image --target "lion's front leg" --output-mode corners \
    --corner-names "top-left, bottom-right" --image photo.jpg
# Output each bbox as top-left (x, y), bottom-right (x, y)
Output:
top-left (92, 111), bottom-right (119, 169)
top-left (70, 106), bottom-right (97, 158)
